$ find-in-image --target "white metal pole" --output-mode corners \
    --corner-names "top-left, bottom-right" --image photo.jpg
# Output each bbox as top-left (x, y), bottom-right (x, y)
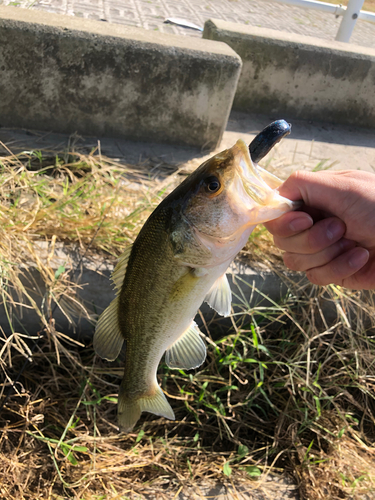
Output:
top-left (335, 0), bottom-right (365, 42)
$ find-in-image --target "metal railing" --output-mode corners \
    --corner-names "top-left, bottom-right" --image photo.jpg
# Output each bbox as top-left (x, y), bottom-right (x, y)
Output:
top-left (270, 0), bottom-right (375, 42)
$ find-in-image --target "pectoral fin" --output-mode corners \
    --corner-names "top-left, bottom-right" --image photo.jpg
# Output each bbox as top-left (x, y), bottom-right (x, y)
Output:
top-left (205, 274), bottom-right (232, 317)
top-left (165, 321), bottom-right (206, 370)
top-left (94, 296), bottom-right (124, 361)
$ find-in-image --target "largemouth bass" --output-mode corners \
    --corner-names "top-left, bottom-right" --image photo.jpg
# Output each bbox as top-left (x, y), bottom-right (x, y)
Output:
top-left (94, 130), bottom-right (296, 432)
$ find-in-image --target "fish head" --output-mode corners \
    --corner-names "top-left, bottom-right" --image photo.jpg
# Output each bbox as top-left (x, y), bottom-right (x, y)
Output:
top-left (182, 138), bottom-right (298, 240)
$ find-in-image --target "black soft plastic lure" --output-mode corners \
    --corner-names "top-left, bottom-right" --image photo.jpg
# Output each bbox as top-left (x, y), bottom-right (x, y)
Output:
top-left (249, 120), bottom-right (291, 163)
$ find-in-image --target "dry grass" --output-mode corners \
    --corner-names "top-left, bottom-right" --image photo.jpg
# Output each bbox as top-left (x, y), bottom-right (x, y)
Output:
top-left (0, 144), bottom-right (375, 499)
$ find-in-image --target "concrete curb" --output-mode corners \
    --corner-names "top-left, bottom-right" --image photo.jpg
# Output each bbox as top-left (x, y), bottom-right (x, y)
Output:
top-left (203, 19), bottom-right (375, 129)
top-left (3, 242), bottom-right (307, 339)
top-left (0, 6), bottom-right (241, 149)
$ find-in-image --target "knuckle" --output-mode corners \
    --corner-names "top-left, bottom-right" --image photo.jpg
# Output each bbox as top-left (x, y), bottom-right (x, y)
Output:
top-left (305, 261), bottom-right (342, 287)
top-left (267, 216), bottom-right (290, 238)
top-left (327, 261), bottom-right (342, 281)
top-left (273, 235), bottom-right (286, 251)
top-left (263, 219), bottom-right (277, 235)
top-left (305, 269), bottom-right (325, 286)
top-left (289, 170), bottom-right (307, 182)
top-left (306, 226), bottom-right (327, 253)
top-left (283, 252), bottom-right (302, 271)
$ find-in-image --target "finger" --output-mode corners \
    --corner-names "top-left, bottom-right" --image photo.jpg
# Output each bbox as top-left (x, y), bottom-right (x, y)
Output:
top-left (273, 217), bottom-right (346, 254)
top-left (305, 247), bottom-right (370, 287)
top-left (283, 238), bottom-right (356, 272)
top-left (277, 170), bottom-right (375, 216)
top-left (265, 211), bottom-right (313, 238)
top-left (342, 256), bottom-right (375, 290)
top-left (276, 170), bottom-right (345, 209)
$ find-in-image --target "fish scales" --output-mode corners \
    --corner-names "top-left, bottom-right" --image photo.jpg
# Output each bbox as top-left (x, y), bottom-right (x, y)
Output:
top-left (117, 200), bottom-right (224, 426)
top-left (118, 207), bottom-right (195, 389)
top-left (94, 138), bottom-right (298, 432)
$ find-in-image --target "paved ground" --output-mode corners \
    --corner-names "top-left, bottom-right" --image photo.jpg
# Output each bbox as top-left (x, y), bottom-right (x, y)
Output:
top-left (1, 0), bottom-right (375, 48)
top-left (2, 111), bottom-right (374, 173)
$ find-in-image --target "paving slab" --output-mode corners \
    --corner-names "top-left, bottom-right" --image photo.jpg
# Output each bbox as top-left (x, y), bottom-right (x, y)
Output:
top-left (2, 0), bottom-right (375, 49)
top-left (222, 112), bottom-right (375, 174)
top-left (1, 111), bottom-right (374, 173)
top-left (176, 475), bottom-right (299, 499)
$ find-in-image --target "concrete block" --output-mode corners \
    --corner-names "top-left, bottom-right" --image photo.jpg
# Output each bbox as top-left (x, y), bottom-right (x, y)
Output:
top-left (203, 19), bottom-right (375, 129)
top-left (0, 242), bottom-right (305, 339)
top-left (0, 7), bottom-right (242, 148)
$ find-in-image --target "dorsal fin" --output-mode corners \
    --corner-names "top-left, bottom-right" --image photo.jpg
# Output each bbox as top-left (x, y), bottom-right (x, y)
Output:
top-left (111, 245), bottom-right (133, 293)
top-left (94, 296), bottom-right (124, 361)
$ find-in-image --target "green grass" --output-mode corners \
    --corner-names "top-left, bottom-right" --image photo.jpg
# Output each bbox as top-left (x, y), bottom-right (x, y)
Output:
top-left (0, 149), bottom-right (173, 256)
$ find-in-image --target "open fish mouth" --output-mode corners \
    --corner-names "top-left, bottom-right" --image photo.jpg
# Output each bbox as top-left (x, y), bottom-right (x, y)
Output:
top-left (232, 139), bottom-right (300, 223)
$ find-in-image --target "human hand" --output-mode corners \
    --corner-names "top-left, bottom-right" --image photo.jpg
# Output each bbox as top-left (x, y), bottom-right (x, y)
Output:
top-left (264, 170), bottom-right (375, 290)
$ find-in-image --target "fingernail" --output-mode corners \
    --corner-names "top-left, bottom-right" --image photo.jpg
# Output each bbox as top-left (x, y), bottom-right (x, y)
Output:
top-left (348, 248), bottom-right (369, 269)
top-left (289, 216), bottom-right (313, 232)
top-left (327, 220), bottom-right (344, 240)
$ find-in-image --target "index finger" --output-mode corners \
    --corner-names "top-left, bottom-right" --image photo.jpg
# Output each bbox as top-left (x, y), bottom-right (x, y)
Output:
top-left (265, 211), bottom-right (313, 238)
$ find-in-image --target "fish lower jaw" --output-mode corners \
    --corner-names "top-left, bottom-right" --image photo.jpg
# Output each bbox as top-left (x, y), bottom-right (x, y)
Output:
top-left (247, 196), bottom-right (297, 224)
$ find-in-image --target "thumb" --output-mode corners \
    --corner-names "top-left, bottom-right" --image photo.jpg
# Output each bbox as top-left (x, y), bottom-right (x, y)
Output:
top-left (277, 171), bottom-right (345, 215)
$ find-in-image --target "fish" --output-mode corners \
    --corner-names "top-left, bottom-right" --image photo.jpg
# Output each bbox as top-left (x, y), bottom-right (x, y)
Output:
top-left (94, 127), bottom-right (297, 433)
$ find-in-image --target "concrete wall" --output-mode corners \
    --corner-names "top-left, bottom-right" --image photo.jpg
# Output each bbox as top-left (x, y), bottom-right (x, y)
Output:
top-left (0, 7), bottom-right (241, 149)
top-left (0, 257), bottom-right (304, 339)
top-left (203, 19), bottom-right (375, 129)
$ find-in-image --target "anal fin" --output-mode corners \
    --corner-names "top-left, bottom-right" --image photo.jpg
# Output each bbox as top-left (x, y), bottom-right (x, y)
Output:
top-left (94, 296), bottom-right (124, 361)
top-left (165, 321), bottom-right (206, 370)
top-left (205, 273), bottom-right (232, 317)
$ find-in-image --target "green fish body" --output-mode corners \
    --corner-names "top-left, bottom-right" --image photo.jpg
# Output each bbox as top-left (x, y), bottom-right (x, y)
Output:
top-left (94, 139), bottom-right (296, 432)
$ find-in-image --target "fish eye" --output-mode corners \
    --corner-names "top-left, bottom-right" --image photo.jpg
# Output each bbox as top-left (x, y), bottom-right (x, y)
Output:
top-left (204, 176), bottom-right (221, 193)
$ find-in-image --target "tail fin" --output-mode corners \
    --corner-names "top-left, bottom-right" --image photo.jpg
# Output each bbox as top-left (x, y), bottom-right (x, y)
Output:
top-left (118, 382), bottom-right (175, 432)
